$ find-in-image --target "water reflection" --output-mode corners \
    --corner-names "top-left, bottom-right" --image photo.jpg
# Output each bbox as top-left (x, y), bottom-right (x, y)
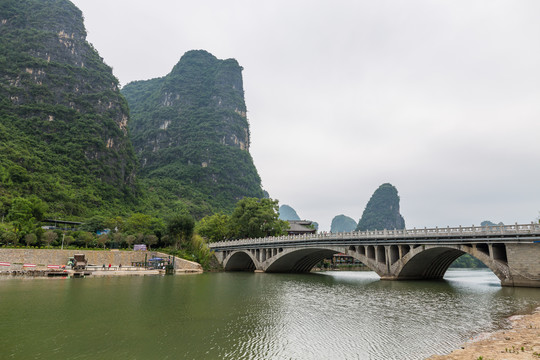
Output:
top-left (1, 270), bottom-right (539, 359)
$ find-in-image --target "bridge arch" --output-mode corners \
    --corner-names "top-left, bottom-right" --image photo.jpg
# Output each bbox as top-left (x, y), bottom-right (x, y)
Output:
top-left (223, 250), bottom-right (257, 271)
top-left (210, 224), bottom-right (540, 287)
top-left (263, 246), bottom-right (387, 276)
top-left (394, 244), bottom-right (510, 283)
top-left (265, 248), bottom-right (336, 273)
top-left (259, 243), bottom-right (511, 284)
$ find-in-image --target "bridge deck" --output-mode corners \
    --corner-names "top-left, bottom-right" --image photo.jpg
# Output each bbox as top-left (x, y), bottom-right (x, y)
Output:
top-left (209, 223), bottom-right (540, 250)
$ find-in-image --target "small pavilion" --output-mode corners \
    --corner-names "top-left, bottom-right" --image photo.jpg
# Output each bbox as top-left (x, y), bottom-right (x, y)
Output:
top-left (286, 220), bottom-right (317, 236)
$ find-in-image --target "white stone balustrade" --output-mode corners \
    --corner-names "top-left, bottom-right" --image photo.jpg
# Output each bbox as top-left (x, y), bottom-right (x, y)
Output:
top-left (209, 223), bottom-right (540, 249)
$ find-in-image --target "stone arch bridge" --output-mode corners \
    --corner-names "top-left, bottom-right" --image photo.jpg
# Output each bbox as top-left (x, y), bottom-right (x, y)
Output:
top-left (209, 223), bottom-right (540, 288)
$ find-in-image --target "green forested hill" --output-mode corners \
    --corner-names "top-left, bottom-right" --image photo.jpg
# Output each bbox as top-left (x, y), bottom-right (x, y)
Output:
top-left (0, 1), bottom-right (265, 224)
top-left (0, 0), bottom-right (138, 218)
top-left (356, 183), bottom-right (406, 231)
top-left (330, 214), bottom-right (357, 233)
top-left (122, 50), bottom-right (264, 217)
top-left (278, 204), bottom-right (301, 221)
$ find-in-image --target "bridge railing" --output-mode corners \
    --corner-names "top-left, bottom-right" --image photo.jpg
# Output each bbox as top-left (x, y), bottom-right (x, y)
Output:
top-left (208, 223), bottom-right (540, 249)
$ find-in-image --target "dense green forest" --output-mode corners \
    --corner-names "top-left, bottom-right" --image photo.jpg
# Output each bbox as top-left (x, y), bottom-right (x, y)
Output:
top-left (0, 1), bottom-right (271, 266)
top-left (0, 0), bottom-right (138, 220)
top-left (356, 183), bottom-right (406, 231)
top-left (0, 2), bottom-right (265, 222)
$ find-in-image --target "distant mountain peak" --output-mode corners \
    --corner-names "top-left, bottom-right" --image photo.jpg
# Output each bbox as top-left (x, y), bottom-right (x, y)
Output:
top-left (279, 204), bottom-right (301, 221)
top-left (330, 214), bottom-right (357, 233)
top-left (356, 183), bottom-right (405, 231)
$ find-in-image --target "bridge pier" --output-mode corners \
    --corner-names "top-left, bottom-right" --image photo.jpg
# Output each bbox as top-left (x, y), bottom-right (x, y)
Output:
top-left (211, 224), bottom-right (540, 287)
top-left (214, 243), bottom-right (540, 287)
top-left (504, 244), bottom-right (540, 287)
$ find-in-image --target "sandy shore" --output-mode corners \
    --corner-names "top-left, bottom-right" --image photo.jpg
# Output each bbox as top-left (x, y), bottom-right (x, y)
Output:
top-left (428, 307), bottom-right (540, 360)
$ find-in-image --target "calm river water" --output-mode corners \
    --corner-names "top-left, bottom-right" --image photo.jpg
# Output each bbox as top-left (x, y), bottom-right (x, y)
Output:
top-left (1, 269), bottom-right (540, 360)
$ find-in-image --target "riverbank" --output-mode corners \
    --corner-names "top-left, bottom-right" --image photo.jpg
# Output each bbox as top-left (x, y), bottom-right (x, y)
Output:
top-left (428, 306), bottom-right (540, 359)
top-left (0, 248), bottom-right (203, 275)
top-left (0, 267), bottom-right (202, 278)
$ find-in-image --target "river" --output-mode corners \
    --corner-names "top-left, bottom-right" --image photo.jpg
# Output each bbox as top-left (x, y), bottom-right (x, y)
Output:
top-left (1, 269), bottom-right (539, 359)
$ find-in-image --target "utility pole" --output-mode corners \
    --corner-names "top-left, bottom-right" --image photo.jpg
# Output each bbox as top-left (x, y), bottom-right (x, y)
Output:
top-left (61, 233), bottom-right (65, 250)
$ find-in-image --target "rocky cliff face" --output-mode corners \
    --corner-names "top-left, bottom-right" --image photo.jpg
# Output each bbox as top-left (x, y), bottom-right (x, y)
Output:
top-left (0, 0), bottom-right (137, 216)
top-left (122, 50), bottom-right (263, 214)
top-left (356, 183), bottom-right (406, 231)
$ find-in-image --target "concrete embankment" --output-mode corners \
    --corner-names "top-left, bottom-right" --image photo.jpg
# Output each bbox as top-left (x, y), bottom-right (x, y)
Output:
top-left (0, 248), bottom-right (202, 275)
top-left (153, 251), bottom-right (203, 273)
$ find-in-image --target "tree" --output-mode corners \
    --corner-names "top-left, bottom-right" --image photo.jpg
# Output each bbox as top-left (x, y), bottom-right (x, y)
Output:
top-left (144, 234), bottom-right (158, 250)
top-left (160, 234), bottom-right (173, 247)
top-left (96, 234), bottom-right (109, 249)
top-left (450, 254), bottom-right (487, 269)
top-left (135, 233), bottom-right (145, 245)
top-left (42, 230), bottom-right (58, 247)
top-left (0, 196), bottom-right (10, 220)
top-left (111, 232), bottom-right (123, 247)
top-left (27, 196), bottom-right (48, 222)
top-left (1, 229), bottom-right (18, 245)
top-left (166, 214), bottom-right (195, 249)
top-left (125, 235), bottom-right (136, 249)
top-left (79, 232), bottom-right (94, 248)
top-left (6, 199), bottom-right (30, 223)
top-left (229, 198), bottom-right (288, 239)
top-left (7, 197), bottom-right (47, 235)
top-left (24, 233), bottom-right (37, 247)
top-left (7, 198), bottom-right (34, 228)
top-left (64, 235), bottom-right (74, 246)
top-left (149, 217), bottom-right (165, 240)
top-left (124, 213), bottom-right (153, 235)
top-left (81, 215), bottom-right (107, 233)
top-left (189, 234), bottom-right (213, 269)
top-left (105, 216), bottom-right (124, 232)
top-left (196, 212), bottom-right (232, 242)
top-left (10, 218), bottom-right (35, 237)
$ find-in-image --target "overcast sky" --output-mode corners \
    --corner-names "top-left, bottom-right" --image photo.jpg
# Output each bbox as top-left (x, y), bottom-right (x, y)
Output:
top-left (71, 0), bottom-right (540, 231)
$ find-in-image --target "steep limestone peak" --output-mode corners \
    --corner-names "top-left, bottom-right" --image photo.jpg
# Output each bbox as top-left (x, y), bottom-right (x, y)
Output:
top-left (356, 183), bottom-right (406, 231)
top-left (122, 50), bottom-right (263, 214)
top-left (0, 0), bottom-right (86, 37)
top-left (330, 214), bottom-right (357, 233)
top-left (0, 0), bottom-right (137, 217)
top-left (279, 205), bottom-right (301, 221)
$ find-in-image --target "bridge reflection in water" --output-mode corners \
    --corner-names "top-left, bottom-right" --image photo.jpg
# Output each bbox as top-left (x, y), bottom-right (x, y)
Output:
top-left (209, 223), bottom-right (540, 288)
